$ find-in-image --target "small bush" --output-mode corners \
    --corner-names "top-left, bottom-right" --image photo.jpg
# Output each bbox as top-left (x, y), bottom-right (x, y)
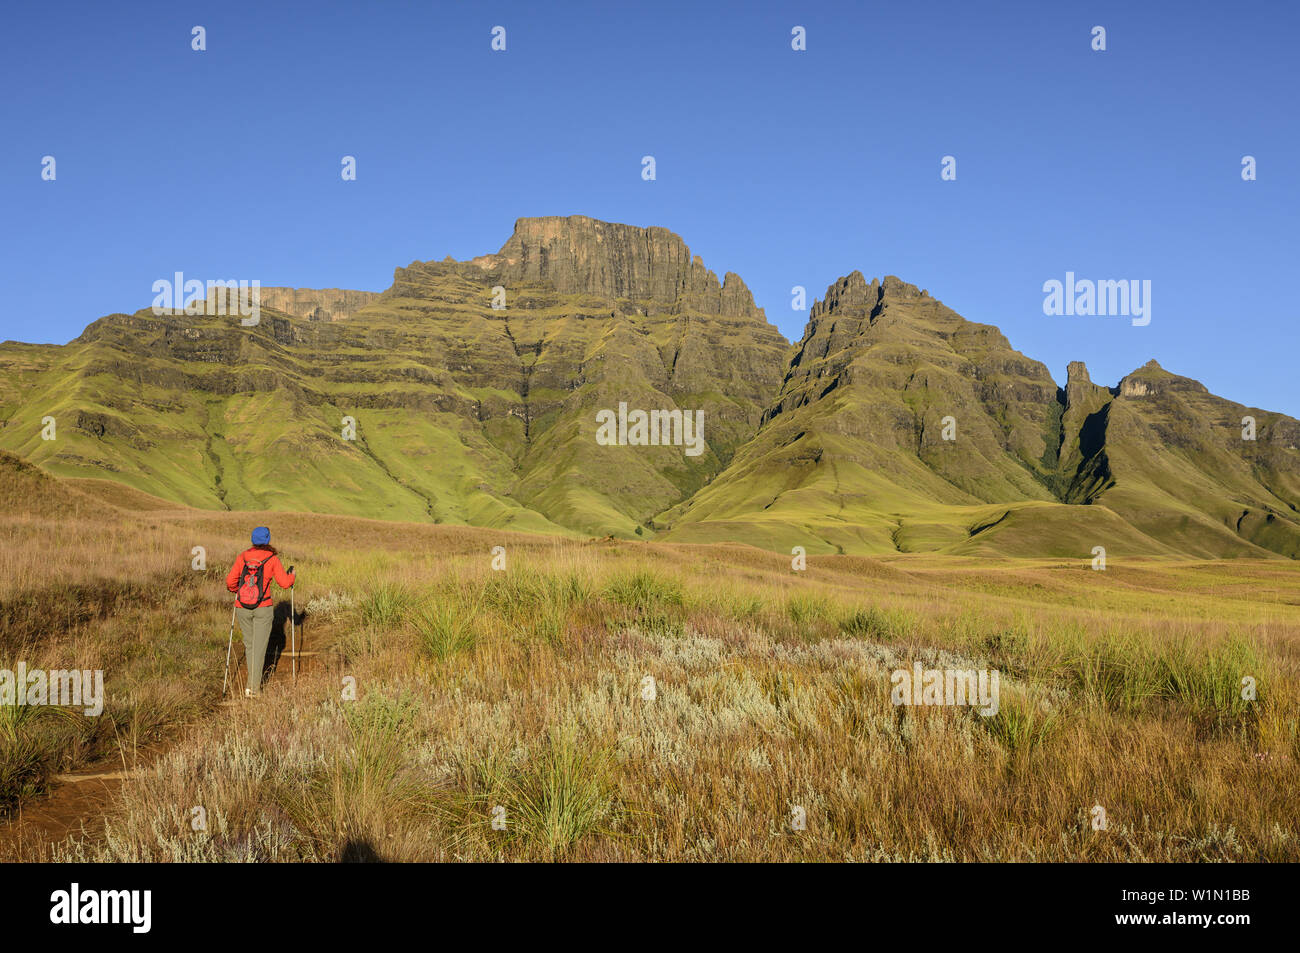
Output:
top-left (304, 590), bottom-right (357, 619)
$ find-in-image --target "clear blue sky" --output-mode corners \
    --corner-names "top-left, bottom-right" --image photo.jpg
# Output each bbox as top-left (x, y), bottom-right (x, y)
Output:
top-left (3, 0), bottom-right (1297, 414)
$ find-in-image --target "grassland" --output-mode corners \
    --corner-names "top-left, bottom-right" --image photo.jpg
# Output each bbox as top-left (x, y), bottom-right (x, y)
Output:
top-left (2, 461), bottom-right (1297, 862)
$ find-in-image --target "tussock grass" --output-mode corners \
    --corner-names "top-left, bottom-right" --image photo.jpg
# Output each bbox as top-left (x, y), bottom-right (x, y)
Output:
top-left (603, 569), bottom-right (685, 635)
top-left (787, 592), bottom-right (832, 627)
top-left (474, 728), bottom-right (618, 858)
top-left (413, 596), bottom-right (480, 660)
top-left (508, 731), bottom-right (616, 856)
top-left (358, 582), bottom-right (415, 630)
top-left (1056, 632), bottom-right (1263, 727)
top-left (276, 693), bottom-right (427, 861)
top-left (841, 605), bottom-right (913, 642)
top-left (604, 568), bottom-right (683, 609)
top-left (980, 684), bottom-right (1060, 762)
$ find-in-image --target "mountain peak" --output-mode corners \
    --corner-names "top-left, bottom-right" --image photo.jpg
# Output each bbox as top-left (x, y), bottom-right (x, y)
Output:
top-left (880, 275), bottom-right (923, 299)
top-left (474, 215), bottom-right (758, 317)
top-left (810, 272), bottom-right (934, 325)
top-left (1063, 359), bottom-right (1111, 412)
top-left (813, 272), bottom-right (878, 318)
top-left (1117, 358), bottom-right (1214, 401)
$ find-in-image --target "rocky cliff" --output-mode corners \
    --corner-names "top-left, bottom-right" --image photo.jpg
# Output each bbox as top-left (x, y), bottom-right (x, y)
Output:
top-left (474, 215), bottom-right (761, 318)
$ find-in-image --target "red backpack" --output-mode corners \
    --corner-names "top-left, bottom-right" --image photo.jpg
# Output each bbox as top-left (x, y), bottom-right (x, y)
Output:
top-left (235, 554), bottom-right (270, 609)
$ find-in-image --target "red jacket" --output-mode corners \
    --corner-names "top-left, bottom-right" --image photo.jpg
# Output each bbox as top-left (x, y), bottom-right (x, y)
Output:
top-left (226, 548), bottom-right (295, 608)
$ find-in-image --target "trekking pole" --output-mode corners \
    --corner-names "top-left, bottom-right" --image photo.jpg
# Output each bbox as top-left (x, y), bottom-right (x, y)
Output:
top-left (221, 603), bottom-right (237, 699)
top-left (289, 566), bottom-right (297, 685)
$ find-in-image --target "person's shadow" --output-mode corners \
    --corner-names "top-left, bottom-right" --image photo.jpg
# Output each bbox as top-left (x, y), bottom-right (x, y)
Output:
top-left (339, 839), bottom-right (386, 862)
top-left (264, 600), bottom-right (306, 681)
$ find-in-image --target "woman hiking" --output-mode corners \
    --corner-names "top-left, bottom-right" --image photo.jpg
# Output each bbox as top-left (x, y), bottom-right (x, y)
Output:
top-left (225, 526), bottom-right (295, 697)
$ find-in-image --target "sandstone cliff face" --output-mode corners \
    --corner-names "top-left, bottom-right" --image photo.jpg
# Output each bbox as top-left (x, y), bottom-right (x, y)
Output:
top-left (375, 218), bottom-right (789, 533)
top-left (477, 216), bottom-right (761, 318)
top-left (1065, 360), bottom-right (1102, 407)
top-left (203, 287), bottom-right (379, 323)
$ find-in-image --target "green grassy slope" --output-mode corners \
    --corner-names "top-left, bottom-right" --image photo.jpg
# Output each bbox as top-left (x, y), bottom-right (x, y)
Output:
top-left (1066, 361), bottom-right (1300, 558)
top-left (658, 275), bottom-right (1300, 560)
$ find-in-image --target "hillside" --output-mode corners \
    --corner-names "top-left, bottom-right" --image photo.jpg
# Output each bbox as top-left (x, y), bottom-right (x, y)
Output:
top-left (658, 273), bottom-right (1300, 558)
top-left (1057, 359), bottom-right (1300, 558)
top-left (0, 450), bottom-right (107, 520)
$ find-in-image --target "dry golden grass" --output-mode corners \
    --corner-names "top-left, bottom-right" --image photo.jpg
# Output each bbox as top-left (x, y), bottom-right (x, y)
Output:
top-left (2, 492), bottom-right (1298, 861)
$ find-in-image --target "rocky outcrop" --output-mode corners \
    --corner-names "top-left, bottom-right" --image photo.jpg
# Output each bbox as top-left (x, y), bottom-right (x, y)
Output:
top-left (477, 216), bottom-right (761, 318)
top-left (667, 269), bottom-right (1300, 558)
top-left (1065, 361), bottom-right (1100, 407)
top-left (245, 287), bottom-right (379, 322)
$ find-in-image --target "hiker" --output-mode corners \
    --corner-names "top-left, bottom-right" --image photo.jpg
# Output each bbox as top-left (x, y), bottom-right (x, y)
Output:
top-left (225, 526), bottom-right (295, 697)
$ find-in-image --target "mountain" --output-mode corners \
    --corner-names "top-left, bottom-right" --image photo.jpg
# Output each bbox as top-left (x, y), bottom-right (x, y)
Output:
top-left (1, 216), bottom-right (1296, 559)
top-left (0, 216), bottom-right (789, 537)
top-left (1053, 359), bottom-right (1300, 558)
top-left (657, 272), bottom-right (1300, 558)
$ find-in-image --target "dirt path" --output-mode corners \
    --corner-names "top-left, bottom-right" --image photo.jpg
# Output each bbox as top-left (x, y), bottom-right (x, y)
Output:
top-left (0, 622), bottom-right (335, 861)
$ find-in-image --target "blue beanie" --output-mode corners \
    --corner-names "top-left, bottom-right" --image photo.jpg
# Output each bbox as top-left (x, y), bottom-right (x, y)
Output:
top-left (251, 526), bottom-right (271, 545)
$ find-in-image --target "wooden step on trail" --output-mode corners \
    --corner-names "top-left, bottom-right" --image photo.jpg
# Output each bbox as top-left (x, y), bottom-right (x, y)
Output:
top-left (54, 770), bottom-right (138, 783)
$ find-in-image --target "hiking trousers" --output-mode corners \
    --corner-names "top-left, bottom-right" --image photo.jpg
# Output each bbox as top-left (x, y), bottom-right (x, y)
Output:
top-left (235, 604), bottom-right (274, 695)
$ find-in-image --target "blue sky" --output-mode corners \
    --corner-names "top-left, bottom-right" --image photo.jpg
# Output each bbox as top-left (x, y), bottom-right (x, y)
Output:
top-left (3, 0), bottom-right (1297, 414)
